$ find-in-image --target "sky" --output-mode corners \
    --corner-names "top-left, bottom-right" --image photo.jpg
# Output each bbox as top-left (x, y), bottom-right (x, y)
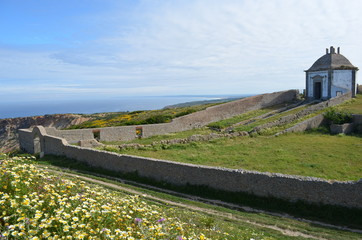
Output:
top-left (1, 0), bottom-right (362, 103)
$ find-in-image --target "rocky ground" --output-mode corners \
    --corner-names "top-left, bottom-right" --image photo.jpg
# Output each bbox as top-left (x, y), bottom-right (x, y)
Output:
top-left (0, 114), bottom-right (90, 152)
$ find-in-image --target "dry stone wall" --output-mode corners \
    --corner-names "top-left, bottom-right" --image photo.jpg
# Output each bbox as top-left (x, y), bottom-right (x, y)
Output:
top-left (276, 93), bottom-right (358, 135)
top-left (117, 131), bottom-right (249, 151)
top-left (254, 92), bottom-right (352, 133)
top-left (23, 90), bottom-right (298, 144)
top-left (18, 126), bottom-right (362, 209)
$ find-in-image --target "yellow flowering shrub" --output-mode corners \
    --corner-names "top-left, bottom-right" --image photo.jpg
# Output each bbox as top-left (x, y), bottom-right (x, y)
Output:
top-left (0, 156), bottom-right (222, 239)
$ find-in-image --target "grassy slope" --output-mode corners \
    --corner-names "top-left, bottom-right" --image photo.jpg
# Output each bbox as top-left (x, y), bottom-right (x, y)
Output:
top-left (111, 132), bottom-right (362, 181)
top-left (335, 93), bottom-right (362, 114)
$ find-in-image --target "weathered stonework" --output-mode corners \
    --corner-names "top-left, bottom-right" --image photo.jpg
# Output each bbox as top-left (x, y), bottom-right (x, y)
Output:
top-left (357, 84), bottom-right (362, 94)
top-left (18, 125), bottom-right (362, 209)
top-left (330, 123), bottom-right (354, 134)
top-left (117, 131), bottom-right (249, 151)
top-left (20, 90), bottom-right (298, 145)
top-left (255, 92), bottom-right (352, 134)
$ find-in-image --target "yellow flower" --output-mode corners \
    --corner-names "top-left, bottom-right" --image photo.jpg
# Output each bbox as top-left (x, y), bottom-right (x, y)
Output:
top-left (23, 198), bottom-right (30, 206)
top-left (34, 210), bottom-right (42, 220)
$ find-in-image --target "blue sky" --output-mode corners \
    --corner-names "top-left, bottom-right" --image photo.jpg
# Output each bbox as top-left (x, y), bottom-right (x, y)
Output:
top-left (1, 0), bottom-right (362, 102)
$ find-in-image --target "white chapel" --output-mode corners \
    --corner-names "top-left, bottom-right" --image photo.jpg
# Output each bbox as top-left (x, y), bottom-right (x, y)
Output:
top-left (305, 46), bottom-right (358, 100)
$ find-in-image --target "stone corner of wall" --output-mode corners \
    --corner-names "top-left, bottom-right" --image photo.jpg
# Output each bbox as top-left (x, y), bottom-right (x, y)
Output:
top-left (18, 128), bottom-right (33, 133)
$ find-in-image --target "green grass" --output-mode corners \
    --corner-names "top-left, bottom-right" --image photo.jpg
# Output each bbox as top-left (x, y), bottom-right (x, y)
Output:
top-left (102, 127), bottom-right (213, 145)
top-left (207, 107), bottom-right (278, 130)
top-left (335, 93), bottom-right (362, 114)
top-left (231, 105), bottom-right (309, 132)
top-left (111, 132), bottom-right (362, 181)
top-left (257, 108), bottom-right (329, 135)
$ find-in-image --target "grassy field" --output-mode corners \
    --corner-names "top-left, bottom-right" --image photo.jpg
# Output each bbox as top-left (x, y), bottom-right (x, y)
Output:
top-left (104, 132), bottom-right (362, 181)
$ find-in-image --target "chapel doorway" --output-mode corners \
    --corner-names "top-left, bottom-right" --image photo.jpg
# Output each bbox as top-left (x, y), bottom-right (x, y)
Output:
top-left (314, 82), bottom-right (322, 99)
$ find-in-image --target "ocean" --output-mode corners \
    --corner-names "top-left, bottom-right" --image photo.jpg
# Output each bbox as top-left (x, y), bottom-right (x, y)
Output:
top-left (0, 95), bottom-right (249, 119)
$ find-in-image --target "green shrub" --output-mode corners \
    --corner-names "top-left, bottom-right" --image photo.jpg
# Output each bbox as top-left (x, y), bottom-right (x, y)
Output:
top-left (174, 109), bottom-right (197, 117)
top-left (324, 109), bottom-right (353, 125)
top-left (206, 122), bottom-right (223, 130)
top-left (143, 114), bottom-right (173, 124)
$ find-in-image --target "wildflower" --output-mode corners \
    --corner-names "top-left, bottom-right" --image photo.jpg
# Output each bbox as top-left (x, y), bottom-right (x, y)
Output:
top-left (34, 210), bottom-right (42, 220)
top-left (22, 198), bottom-right (30, 206)
top-left (157, 218), bottom-right (166, 223)
top-left (134, 218), bottom-right (142, 224)
top-left (63, 225), bottom-right (70, 232)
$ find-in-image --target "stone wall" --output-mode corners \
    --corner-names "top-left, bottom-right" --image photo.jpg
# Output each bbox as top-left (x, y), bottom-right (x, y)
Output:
top-left (45, 128), bottom-right (95, 143)
top-left (21, 90), bottom-right (298, 144)
top-left (20, 125), bottom-right (362, 209)
top-left (353, 114), bottom-right (362, 124)
top-left (255, 92), bottom-right (352, 133)
top-left (276, 114), bottom-right (326, 135)
top-left (357, 84), bottom-right (362, 94)
top-left (18, 129), bottom-right (34, 153)
top-left (276, 93), bottom-right (359, 136)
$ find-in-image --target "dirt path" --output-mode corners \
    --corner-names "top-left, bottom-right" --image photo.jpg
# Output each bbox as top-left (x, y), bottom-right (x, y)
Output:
top-left (42, 167), bottom-right (336, 239)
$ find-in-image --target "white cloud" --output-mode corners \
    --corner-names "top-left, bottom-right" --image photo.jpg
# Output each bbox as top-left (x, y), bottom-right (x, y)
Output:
top-left (1, 0), bottom-right (362, 102)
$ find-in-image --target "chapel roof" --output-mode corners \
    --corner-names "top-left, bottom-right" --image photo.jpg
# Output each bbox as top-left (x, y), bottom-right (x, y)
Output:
top-left (306, 46), bottom-right (358, 72)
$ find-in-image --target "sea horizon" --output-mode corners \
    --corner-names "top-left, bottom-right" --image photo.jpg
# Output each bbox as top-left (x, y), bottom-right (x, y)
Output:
top-left (0, 94), bottom-right (252, 119)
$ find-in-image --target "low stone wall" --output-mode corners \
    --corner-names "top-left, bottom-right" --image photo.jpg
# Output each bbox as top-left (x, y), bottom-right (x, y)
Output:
top-left (20, 126), bottom-right (362, 209)
top-left (357, 84), bottom-right (362, 94)
top-left (19, 90), bottom-right (297, 145)
top-left (355, 115), bottom-right (362, 133)
top-left (254, 92), bottom-right (352, 133)
top-left (276, 114), bottom-right (326, 135)
top-left (353, 114), bottom-right (362, 124)
top-left (277, 113), bottom-right (362, 135)
top-left (18, 129), bottom-right (34, 153)
top-left (117, 131), bottom-right (249, 150)
top-left (45, 128), bottom-right (95, 143)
